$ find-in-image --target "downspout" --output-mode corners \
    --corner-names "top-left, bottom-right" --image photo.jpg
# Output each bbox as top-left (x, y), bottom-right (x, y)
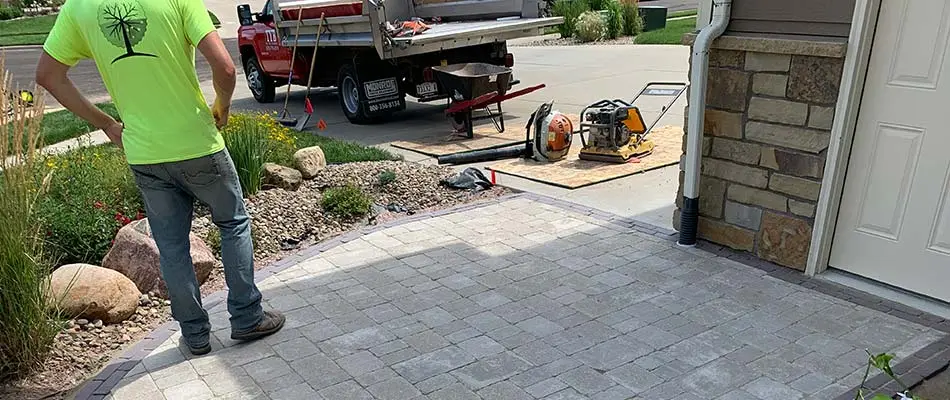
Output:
top-left (678, 0), bottom-right (732, 247)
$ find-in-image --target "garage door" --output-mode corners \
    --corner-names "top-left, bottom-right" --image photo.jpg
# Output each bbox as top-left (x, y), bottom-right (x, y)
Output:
top-left (829, 0), bottom-right (950, 302)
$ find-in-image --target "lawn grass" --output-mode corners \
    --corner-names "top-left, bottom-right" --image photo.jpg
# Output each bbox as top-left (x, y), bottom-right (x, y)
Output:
top-left (634, 16), bottom-right (697, 44)
top-left (0, 14), bottom-right (56, 47)
top-left (5, 102), bottom-right (118, 154)
top-left (0, 11), bottom-right (219, 46)
top-left (669, 9), bottom-right (698, 19)
top-left (294, 132), bottom-right (400, 164)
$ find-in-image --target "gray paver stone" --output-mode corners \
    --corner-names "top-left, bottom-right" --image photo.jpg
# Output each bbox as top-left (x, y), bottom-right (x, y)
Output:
top-left (267, 382), bottom-right (321, 400)
top-left (527, 377), bottom-right (569, 398)
top-left (405, 330), bottom-right (451, 353)
top-left (477, 381), bottom-right (533, 400)
top-left (605, 362), bottom-right (664, 393)
top-left (367, 377), bottom-right (422, 400)
top-left (318, 380), bottom-right (373, 400)
top-left (337, 350), bottom-right (385, 377)
top-left (273, 337), bottom-right (320, 361)
top-left (457, 335), bottom-right (506, 359)
top-left (392, 346), bottom-right (476, 383)
top-left (743, 376), bottom-right (805, 399)
top-left (789, 372), bottom-right (835, 394)
top-left (591, 385), bottom-right (637, 400)
top-left (416, 373), bottom-right (459, 394)
top-left (431, 383), bottom-right (482, 400)
top-left (289, 352), bottom-right (350, 389)
top-left (451, 351), bottom-right (531, 389)
top-left (750, 355), bottom-right (809, 383)
top-left (679, 358), bottom-right (758, 398)
top-left (558, 366), bottom-right (615, 395)
top-left (574, 336), bottom-right (652, 371)
top-left (163, 378), bottom-right (214, 400)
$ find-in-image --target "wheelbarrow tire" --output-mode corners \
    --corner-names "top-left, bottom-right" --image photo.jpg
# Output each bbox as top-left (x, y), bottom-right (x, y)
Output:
top-left (245, 56), bottom-right (276, 104)
top-left (337, 64), bottom-right (371, 124)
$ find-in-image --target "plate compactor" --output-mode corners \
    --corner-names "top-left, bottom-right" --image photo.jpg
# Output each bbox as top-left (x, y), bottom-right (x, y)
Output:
top-left (576, 82), bottom-right (687, 163)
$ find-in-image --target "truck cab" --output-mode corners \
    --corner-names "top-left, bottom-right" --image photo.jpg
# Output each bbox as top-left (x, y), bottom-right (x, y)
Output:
top-left (237, 0), bottom-right (294, 103)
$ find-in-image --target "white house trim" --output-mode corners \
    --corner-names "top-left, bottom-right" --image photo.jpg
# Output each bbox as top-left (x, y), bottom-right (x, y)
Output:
top-left (806, 0), bottom-right (883, 276)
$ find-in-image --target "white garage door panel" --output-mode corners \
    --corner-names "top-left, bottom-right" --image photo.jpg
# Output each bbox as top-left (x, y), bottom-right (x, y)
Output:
top-left (830, 0), bottom-right (950, 302)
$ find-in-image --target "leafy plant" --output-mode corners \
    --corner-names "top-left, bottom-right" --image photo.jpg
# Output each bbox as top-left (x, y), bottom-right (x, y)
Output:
top-left (35, 144), bottom-right (143, 265)
top-left (321, 184), bottom-right (372, 219)
top-left (552, 0), bottom-right (589, 38)
top-left (378, 169), bottom-right (397, 186)
top-left (854, 351), bottom-right (925, 400)
top-left (0, 57), bottom-right (64, 382)
top-left (575, 10), bottom-right (606, 42)
top-left (604, 0), bottom-right (624, 39)
top-left (221, 112), bottom-right (276, 197)
top-left (586, 0), bottom-right (606, 11)
top-left (620, 0), bottom-right (643, 36)
top-left (0, 5), bottom-right (24, 20)
top-left (204, 228), bottom-right (221, 257)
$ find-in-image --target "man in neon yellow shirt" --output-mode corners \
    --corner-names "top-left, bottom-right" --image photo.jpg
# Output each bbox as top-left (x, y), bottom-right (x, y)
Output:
top-left (36, 0), bottom-right (284, 355)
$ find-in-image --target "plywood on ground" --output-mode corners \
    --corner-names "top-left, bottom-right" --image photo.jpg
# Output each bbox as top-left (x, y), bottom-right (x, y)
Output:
top-left (486, 125), bottom-right (684, 189)
top-left (390, 114), bottom-right (581, 158)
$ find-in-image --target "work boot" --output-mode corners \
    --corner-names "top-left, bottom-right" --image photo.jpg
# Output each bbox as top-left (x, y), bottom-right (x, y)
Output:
top-left (188, 342), bottom-right (212, 356)
top-left (231, 310), bottom-right (286, 342)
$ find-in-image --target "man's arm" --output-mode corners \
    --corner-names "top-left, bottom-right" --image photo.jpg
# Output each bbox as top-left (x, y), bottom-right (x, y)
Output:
top-left (196, 31), bottom-right (236, 128)
top-left (35, 53), bottom-right (124, 147)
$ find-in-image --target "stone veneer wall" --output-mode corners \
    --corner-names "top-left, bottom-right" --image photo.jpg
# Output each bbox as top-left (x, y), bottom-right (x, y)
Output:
top-left (675, 35), bottom-right (848, 271)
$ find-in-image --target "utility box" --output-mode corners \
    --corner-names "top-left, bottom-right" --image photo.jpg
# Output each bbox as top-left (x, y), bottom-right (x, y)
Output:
top-left (639, 5), bottom-right (668, 31)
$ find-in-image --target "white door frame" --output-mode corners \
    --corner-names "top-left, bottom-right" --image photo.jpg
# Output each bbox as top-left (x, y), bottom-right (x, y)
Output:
top-left (806, 0), bottom-right (883, 276)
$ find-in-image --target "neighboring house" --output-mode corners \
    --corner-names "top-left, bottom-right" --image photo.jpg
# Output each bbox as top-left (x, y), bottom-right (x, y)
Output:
top-left (678, 0), bottom-right (950, 304)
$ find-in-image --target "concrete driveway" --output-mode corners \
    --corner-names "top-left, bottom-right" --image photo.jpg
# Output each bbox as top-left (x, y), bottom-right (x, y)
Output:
top-left (224, 44), bottom-right (690, 229)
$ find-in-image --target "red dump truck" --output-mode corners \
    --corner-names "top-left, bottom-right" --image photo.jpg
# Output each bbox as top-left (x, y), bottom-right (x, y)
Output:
top-left (236, 0), bottom-right (562, 126)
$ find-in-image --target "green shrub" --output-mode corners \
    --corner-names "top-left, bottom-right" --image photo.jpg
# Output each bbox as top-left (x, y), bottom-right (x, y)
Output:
top-left (205, 228), bottom-right (221, 257)
top-left (0, 65), bottom-right (63, 382)
top-left (35, 144), bottom-right (143, 266)
top-left (378, 169), bottom-right (397, 186)
top-left (621, 0), bottom-right (643, 36)
top-left (0, 5), bottom-right (24, 20)
top-left (552, 0), bottom-right (589, 38)
top-left (586, 0), bottom-right (606, 11)
top-left (321, 184), bottom-right (372, 219)
top-left (575, 10), bottom-right (606, 42)
top-left (604, 0), bottom-right (624, 39)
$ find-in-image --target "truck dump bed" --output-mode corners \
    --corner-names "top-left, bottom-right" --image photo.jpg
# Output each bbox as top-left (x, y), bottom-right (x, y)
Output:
top-left (274, 0), bottom-right (561, 58)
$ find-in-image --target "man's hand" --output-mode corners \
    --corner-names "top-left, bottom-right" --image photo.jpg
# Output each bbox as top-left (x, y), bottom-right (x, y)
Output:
top-left (212, 99), bottom-right (229, 129)
top-left (104, 122), bottom-right (124, 149)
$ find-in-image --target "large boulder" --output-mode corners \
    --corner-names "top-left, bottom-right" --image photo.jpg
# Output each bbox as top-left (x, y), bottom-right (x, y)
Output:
top-left (263, 162), bottom-right (303, 190)
top-left (101, 219), bottom-right (216, 298)
top-left (294, 146), bottom-right (326, 179)
top-left (49, 264), bottom-right (140, 324)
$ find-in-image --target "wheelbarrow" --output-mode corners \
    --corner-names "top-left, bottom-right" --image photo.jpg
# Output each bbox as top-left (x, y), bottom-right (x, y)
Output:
top-left (432, 62), bottom-right (547, 139)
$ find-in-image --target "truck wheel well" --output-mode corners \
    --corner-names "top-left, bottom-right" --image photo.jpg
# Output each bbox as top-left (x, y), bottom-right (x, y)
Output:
top-left (239, 45), bottom-right (257, 67)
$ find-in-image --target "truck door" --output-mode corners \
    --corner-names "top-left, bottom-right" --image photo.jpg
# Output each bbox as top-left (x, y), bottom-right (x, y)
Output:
top-left (255, 0), bottom-right (294, 77)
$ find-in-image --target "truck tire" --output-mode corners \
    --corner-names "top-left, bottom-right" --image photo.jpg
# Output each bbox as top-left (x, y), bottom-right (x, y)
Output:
top-left (337, 64), bottom-right (371, 124)
top-left (245, 56), bottom-right (276, 103)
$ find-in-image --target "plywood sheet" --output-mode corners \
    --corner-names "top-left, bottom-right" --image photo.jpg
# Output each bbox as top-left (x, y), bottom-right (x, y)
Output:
top-left (390, 114), bottom-right (581, 158)
top-left (486, 125), bottom-right (684, 189)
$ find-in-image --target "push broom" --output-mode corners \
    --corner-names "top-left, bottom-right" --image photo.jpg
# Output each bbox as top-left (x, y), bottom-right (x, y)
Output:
top-left (277, 7), bottom-right (305, 127)
top-left (294, 12), bottom-right (327, 131)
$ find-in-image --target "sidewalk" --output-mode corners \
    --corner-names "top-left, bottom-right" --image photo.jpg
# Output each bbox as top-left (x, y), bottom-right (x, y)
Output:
top-left (81, 194), bottom-right (950, 400)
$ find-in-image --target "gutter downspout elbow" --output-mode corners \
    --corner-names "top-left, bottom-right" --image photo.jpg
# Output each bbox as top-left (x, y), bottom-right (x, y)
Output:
top-left (678, 0), bottom-right (732, 247)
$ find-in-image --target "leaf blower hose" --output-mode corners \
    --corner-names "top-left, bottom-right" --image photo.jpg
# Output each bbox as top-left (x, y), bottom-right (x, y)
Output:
top-left (436, 102), bottom-right (566, 165)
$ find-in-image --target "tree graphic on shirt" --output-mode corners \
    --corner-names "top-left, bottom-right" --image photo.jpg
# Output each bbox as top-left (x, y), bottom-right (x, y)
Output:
top-left (98, 0), bottom-right (157, 64)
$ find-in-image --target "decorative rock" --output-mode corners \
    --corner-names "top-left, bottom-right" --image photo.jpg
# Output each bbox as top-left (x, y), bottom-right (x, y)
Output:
top-left (294, 146), bottom-right (327, 179)
top-left (758, 212), bottom-right (813, 270)
top-left (76, 319), bottom-right (89, 326)
top-left (699, 216), bottom-right (755, 252)
top-left (93, 320), bottom-right (103, 328)
top-left (48, 264), bottom-right (141, 324)
top-left (263, 162), bottom-right (303, 190)
top-left (102, 219), bottom-right (216, 298)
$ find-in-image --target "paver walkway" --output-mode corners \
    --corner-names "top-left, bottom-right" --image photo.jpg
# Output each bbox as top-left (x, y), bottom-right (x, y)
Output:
top-left (98, 196), bottom-right (944, 400)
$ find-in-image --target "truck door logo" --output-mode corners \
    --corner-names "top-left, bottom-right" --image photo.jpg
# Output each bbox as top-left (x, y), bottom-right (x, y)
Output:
top-left (265, 29), bottom-right (278, 44)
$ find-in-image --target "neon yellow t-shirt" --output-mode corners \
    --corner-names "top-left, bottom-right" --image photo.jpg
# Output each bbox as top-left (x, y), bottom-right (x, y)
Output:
top-left (43, 0), bottom-right (224, 165)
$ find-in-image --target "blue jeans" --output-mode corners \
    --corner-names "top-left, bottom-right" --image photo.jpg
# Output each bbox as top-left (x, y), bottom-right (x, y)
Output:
top-left (130, 149), bottom-right (263, 348)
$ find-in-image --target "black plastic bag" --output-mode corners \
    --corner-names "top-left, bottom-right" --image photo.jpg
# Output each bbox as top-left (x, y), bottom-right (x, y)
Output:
top-left (441, 167), bottom-right (493, 191)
